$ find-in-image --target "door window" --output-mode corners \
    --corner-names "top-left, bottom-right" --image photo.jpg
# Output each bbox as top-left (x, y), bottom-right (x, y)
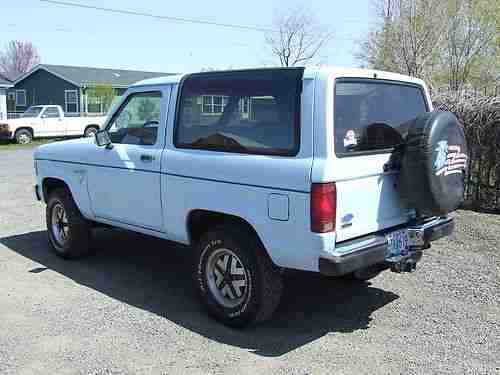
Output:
top-left (106, 91), bottom-right (162, 145)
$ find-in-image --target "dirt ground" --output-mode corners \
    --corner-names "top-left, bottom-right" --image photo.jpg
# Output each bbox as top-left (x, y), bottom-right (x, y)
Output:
top-left (0, 147), bottom-right (498, 374)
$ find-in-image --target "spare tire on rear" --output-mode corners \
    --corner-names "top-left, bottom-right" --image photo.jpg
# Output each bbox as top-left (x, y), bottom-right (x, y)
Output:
top-left (396, 111), bottom-right (468, 217)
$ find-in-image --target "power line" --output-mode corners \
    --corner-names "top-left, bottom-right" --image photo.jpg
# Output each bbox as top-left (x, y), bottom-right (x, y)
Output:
top-left (39, 0), bottom-right (277, 33)
top-left (39, 0), bottom-right (374, 33)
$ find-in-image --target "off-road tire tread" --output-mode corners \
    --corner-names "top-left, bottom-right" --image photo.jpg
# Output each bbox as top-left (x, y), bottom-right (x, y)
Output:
top-left (195, 224), bottom-right (283, 326)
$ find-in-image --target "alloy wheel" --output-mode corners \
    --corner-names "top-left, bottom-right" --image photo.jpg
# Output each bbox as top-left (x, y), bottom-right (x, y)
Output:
top-left (206, 248), bottom-right (249, 308)
top-left (51, 202), bottom-right (70, 247)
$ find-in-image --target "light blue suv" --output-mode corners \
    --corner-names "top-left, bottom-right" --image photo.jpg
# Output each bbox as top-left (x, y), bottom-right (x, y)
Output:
top-left (34, 67), bottom-right (467, 326)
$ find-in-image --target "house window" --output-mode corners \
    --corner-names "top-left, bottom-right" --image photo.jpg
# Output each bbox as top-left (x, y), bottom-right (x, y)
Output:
top-left (87, 96), bottom-right (102, 114)
top-left (15, 90), bottom-right (27, 106)
top-left (65, 90), bottom-right (78, 113)
top-left (201, 95), bottom-right (228, 114)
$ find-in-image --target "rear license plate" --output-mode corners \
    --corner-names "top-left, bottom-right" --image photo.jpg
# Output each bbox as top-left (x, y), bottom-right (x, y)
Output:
top-left (386, 230), bottom-right (410, 257)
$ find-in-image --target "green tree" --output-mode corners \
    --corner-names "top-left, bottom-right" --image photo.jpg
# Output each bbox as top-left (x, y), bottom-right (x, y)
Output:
top-left (85, 83), bottom-right (116, 114)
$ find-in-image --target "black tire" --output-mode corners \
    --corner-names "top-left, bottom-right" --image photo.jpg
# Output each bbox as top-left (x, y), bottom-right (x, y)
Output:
top-left (194, 225), bottom-right (283, 327)
top-left (15, 129), bottom-right (33, 144)
top-left (84, 126), bottom-right (99, 138)
top-left (46, 188), bottom-right (92, 259)
top-left (396, 111), bottom-right (468, 216)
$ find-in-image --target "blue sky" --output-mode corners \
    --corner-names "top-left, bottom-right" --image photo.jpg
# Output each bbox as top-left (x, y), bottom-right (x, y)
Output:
top-left (2, 0), bottom-right (376, 74)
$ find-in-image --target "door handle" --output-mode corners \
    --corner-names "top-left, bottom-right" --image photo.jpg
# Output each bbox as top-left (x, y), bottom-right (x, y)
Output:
top-left (140, 154), bottom-right (155, 162)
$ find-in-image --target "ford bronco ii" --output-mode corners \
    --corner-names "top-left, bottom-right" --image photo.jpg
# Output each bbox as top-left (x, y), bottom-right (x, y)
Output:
top-left (33, 67), bottom-right (467, 326)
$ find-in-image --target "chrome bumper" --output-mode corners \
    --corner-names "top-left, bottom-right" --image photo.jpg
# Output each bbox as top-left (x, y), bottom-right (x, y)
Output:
top-left (319, 216), bottom-right (454, 276)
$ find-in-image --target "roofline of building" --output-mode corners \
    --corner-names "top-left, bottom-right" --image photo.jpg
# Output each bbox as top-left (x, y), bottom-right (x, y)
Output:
top-left (14, 64), bottom-right (172, 88)
top-left (14, 65), bottom-right (82, 87)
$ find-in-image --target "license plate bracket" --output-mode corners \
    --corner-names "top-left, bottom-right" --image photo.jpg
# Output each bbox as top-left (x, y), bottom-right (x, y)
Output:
top-left (386, 229), bottom-right (410, 258)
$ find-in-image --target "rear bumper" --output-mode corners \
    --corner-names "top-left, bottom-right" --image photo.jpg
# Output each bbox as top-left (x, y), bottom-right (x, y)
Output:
top-left (319, 216), bottom-right (454, 276)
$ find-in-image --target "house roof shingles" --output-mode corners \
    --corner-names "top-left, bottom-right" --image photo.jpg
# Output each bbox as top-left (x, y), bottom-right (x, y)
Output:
top-left (18, 64), bottom-right (174, 88)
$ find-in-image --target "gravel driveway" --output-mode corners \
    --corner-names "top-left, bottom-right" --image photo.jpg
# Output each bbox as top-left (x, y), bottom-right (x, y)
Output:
top-left (0, 147), bottom-right (499, 375)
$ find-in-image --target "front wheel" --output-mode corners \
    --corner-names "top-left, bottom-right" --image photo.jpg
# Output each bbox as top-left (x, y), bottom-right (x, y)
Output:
top-left (194, 225), bottom-right (283, 327)
top-left (15, 129), bottom-right (33, 144)
top-left (46, 188), bottom-right (92, 259)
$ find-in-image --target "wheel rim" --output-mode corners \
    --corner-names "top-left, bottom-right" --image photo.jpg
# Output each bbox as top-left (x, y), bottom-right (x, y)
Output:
top-left (85, 128), bottom-right (97, 137)
top-left (206, 248), bottom-right (249, 309)
top-left (51, 202), bottom-right (70, 247)
top-left (18, 133), bottom-right (30, 144)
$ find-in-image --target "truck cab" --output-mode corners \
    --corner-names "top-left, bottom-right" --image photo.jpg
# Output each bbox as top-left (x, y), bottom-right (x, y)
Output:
top-left (33, 67), bottom-right (467, 326)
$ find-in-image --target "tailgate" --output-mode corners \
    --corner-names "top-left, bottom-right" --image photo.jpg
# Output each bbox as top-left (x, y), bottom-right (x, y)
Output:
top-left (329, 78), bottom-right (429, 242)
top-left (332, 154), bottom-right (409, 242)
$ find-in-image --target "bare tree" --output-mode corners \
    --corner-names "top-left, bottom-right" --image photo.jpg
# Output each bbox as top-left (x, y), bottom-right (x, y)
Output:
top-left (265, 8), bottom-right (332, 67)
top-left (357, 0), bottom-right (498, 89)
top-left (0, 41), bottom-right (41, 80)
top-left (443, 0), bottom-right (498, 91)
top-left (356, 0), bottom-right (445, 82)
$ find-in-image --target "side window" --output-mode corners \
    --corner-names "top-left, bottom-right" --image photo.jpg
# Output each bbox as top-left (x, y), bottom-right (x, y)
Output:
top-left (107, 91), bottom-right (162, 146)
top-left (16, 90), bottom-right (27, 106)
top-left (42, 107), bottom-right (60, 119)
top-left (175, 69), bottom-right (303, 156)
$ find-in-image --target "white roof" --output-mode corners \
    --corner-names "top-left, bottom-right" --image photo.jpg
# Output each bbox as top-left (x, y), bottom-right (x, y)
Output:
top-left (130, 66), bottom-right (425, 88)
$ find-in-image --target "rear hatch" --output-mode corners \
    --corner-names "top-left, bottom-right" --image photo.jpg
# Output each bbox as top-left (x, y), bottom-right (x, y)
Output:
top-left (331, 78), bottom-right (429, 242)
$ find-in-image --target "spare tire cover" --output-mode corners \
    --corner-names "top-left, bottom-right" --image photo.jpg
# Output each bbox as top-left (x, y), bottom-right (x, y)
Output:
top-left (397, 111), bottom-right (468, 216)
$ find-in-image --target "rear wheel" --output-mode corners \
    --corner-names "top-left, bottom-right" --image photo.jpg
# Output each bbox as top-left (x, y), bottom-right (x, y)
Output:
top-left (46, 188), bottom-right (92, 259)
top-left (84, 126), bottom-right (99, 138)
top-left (194, 225), bottom-right (283, 327)
top-left (15, 129), bottom-right (33, 144)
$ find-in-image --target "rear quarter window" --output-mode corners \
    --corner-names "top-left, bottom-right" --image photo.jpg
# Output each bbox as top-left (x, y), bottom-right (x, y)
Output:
top-left (334, 79), bottom-right (428, 156)
top-left (174, 69), bottom-right (303, 156)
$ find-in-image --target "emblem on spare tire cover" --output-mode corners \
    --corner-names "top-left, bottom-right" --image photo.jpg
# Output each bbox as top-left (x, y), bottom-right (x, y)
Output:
top-left (434, 140), bottom-right (468, 176)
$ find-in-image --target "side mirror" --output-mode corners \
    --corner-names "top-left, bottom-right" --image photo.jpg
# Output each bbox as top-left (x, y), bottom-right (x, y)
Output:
top-left (95, 129), bottom-right (112, 148)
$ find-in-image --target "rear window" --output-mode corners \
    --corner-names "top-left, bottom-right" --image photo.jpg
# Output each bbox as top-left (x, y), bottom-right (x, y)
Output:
top-left (334, 79), bottom-right (428, 156)
top-left (174, 69), bottom-right (303, 156)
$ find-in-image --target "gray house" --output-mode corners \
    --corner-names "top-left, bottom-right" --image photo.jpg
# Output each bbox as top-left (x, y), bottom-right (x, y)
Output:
top-left (8, 64), bottom-right (173, 117)
top-left (0, 74), bottom-right (13, 120)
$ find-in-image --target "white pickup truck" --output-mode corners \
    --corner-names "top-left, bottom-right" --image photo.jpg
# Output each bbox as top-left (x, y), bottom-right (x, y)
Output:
top-left (0, 105), bottom-right (105, 144)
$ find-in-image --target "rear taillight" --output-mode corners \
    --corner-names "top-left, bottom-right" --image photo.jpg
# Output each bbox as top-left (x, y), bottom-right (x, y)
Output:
top-left (311, 182), bottom-right (336, 233)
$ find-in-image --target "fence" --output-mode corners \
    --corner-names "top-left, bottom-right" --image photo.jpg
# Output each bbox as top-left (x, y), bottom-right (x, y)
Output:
top-left (7, 111), bottom-right (106, 119)
top-left (432, 90), bottom-right (500, 213)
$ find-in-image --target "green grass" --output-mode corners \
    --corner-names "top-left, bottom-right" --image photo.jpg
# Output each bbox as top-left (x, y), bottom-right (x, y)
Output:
top-left (0, 139), bottom-right (55, 150)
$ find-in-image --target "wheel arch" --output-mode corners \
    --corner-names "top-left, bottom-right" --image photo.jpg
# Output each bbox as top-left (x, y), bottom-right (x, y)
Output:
top-left (186, 209), bottom-right (272, 259)
top-left (41, 172), bottom-right (94, 221)
top-left (84, 124), bottom-right (100, 132)
top-left (14, 127), bottom-right (34, 137)
top-left (42, 177), bottom-right (72, 202)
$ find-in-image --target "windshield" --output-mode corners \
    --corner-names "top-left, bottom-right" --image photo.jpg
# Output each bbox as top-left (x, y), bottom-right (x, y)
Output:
top-left (334, 79), bottom-right (428, 155)
top-left (21, 106), bottom-right (44, 118)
